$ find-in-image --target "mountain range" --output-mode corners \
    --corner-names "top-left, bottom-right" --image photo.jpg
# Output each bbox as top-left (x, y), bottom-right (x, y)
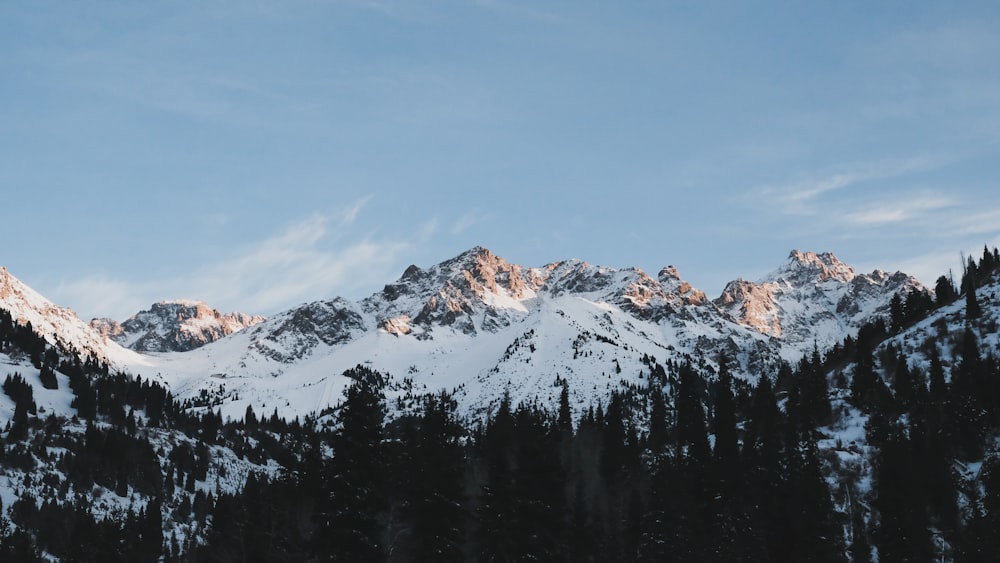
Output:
top-left (1, 247), bottom-right (924, 421)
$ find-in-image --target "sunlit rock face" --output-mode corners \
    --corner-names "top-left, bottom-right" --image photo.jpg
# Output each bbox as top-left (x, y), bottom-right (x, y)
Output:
top-left (94, 301), bottom-right (265, 353)
top-left (715, 250), bottom-right (925, 357)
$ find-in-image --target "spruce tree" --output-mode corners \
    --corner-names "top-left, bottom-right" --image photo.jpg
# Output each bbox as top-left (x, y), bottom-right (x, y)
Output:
top-left (313, 366), bottom-right (388, 561)
top-left (408, 392), bottom-right (466, 562)
top-left (476, 393), bottom-right (518, 561)
top-left (963, 258), bottom-right (982, 319)
top-left (934, 275), bottom-right (957, 306)
top-left (873, 426), bottom-right (934, 562)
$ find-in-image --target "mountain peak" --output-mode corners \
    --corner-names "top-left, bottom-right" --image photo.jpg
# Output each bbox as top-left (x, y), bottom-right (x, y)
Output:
top-left (96, 300), bottom-right (265, 353)
top-left (778, 249), bottom-right (856, 284)
top-left (0, 266), bottom-right (139, 366)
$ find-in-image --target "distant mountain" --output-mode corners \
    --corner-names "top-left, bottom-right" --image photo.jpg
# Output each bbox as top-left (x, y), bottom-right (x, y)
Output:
top-left (716, 250), bottom-right (922, 356)
top-left (92, 301), bottom-right (264, 353)
top-left (0, 248), bottom-right (925, 421)
top-left (127, 246), bottom-right (922, 421)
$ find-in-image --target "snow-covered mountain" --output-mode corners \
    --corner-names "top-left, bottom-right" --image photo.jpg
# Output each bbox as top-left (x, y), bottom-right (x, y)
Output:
top-left (121, 247), bottom-right (920, 421)
top-left (0, 248), bottom-right (924, 421)
top-left (91, 301), bottom-right (264, 353)
top-left (0, 266), bottom-right (142, 367)
top-left (716, 250), bottom-right (923, 357)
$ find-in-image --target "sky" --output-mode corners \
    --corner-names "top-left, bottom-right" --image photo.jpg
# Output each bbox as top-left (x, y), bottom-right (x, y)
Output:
top-left (2, 1), bottom-right (999, 321)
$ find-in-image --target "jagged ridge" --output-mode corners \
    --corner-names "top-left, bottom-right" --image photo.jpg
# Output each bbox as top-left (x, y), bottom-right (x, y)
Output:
top-left (92, 301), bottom-right (264, 353)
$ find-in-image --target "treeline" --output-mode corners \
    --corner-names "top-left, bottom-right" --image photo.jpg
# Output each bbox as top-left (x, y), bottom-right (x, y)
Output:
top-left (191, 361), bottom-right (840, 562)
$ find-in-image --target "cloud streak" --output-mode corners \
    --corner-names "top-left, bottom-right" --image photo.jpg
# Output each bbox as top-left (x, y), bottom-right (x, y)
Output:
top-left (452, 211), bottom-right (489, 235)
top-left (53, 211), bottom-right (413, 321)
top-left (340, 195), bottom-right (373, 226)
top-left (758, 154), bottom-right (956, 215)
top-left (845, 195), bottom-right (955, 226)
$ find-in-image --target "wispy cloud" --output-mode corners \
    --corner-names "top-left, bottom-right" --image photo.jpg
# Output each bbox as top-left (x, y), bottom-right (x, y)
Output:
top-left (54, 276), bottom-right (152, 323)
top-left (418, 218), bottom-right (440, 242)
top-left (758, 154), bottom-right (956, 215)
top-left (952, 208), bottom-right (1000, 236)
top-left (845, 195), bottom-right (955, 225)
top-left (340, 195), bottom-right (374, 226)
top-left (451, 211), bottom-right (489, 235)
top-left (53, 211), bottom-right (414, 321)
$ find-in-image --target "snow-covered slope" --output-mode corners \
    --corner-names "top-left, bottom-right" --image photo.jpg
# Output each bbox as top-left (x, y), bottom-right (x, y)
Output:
top-left (1, 248), bottom-right (920, 422)
top-left (129, 247), bottom-right (912, 422)
top-left (92, 300), bottom-right (264, 353)
top-left (716, 250), bottom-right (923, 360)
top-left (0, 267), bottom-right (145, 368)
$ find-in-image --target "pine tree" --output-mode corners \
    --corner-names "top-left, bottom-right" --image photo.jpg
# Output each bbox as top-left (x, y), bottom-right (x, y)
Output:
top-left (892, 355), bottom-right (916, 409)
top-left (712, 364), bottom-right (741, 497)
top-left (313, 366), bottom-right (388, 561)
top-left (557, 382), bottom-right (573, 435)
top-left (38, 364), bottom-right (57, 390)
top-left (672, 363), bottom-right (713, 560)
top-left (676, 363), bottom-right (710, 464)
top-left (890, 293), bottom-right (905, 333)
top-left (407, 392), bottom-right (466, 563)
top-left (871, 418), bottom-right (933, 562)
top-left (710, 363), bottom-right (757, 559)
top-left (928, 348), bottom-right (947, 402)
top-left (787, 433), bottom-right (845, 562)
top-left (963, 258), bottom-right (982, 319)
top-left (946, 329), bottom-right (987, 460)
top-left (934, 275), bottom-right (958, 306)
top-left (476, 393), bottom-right (518, 562)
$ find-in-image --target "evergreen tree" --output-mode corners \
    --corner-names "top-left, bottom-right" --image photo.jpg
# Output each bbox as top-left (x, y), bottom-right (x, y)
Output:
top-left (891, 355), bottom-right (916, 409)
top-left (711, 362), bottom-right (756, 559)
top-left (476, 393), bottom-right (518, 562)
top-left (946, 329), bottom-right (987, 460)
top-left (675, 363), bottom-right (710, 464)
top-left (786, 433), bottom-right (845, 562)
top-left (406, 392), bottom-right (466, 563)
top-left (873, 421), bottom-right (933, 562)
top-left (928, 348), bottom-right (948, 402)
top-left (890, 292), bottom-right (905, 333)
top-left (671, 363), bottom-right (714, 560)
top-left (963, 258), bottom-right (982, 319)
top-left (712, 363), bottom-right (741, 498)
top-left (38, 364), bottom-right (58, 390)
top-left (647, 386), bottom-right (668, 454)
top-left (314, 366), bottom-right (388, 561)
top-left (934, 275), bottom-right (958, 306)
top-left (557, 382), bottom-right (573, 435)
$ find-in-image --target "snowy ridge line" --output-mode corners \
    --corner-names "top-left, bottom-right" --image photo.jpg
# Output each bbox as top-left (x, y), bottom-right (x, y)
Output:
top-left (0, 247), bottom-right (923, 422)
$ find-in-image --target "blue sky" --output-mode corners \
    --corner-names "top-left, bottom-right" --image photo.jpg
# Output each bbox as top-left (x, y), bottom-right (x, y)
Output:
top-left (2, 1), bottom-right (999, 320)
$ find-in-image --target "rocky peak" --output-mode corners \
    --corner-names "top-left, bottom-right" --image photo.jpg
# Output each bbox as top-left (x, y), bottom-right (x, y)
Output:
top-left (778, 250), bottom-right (857, 284)
top-left (101, 300), bottom-right (265, 353)
top-left (716, 250), bottom-right (922, 358)
top-left (656, 265), bottom-right (707, 305)
top-left (458, 247), bottom-right (528, 299)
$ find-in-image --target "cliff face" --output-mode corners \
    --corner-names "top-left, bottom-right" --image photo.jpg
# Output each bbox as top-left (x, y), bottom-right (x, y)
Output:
top-left (92, 300), bottom-right (264, 353)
